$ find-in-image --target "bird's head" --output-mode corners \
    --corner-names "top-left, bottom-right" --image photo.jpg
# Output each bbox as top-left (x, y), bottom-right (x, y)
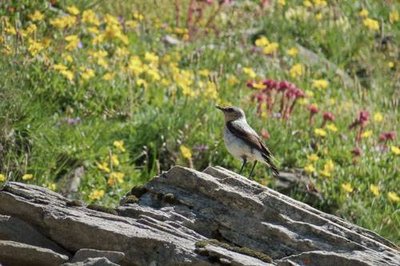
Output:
top-left (216, 106), bottom-right (246, 122)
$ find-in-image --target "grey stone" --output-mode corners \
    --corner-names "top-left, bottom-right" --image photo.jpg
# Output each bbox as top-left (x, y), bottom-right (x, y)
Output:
top-left (0, 214), bottom-right (70, 256)
top-left (63, 257), bottom-right (119, 266)
top-left (0, 166), bottom-right (399, 266)
top-left (0, 240), bottom-right (69, 266)
top-left (71, 249), bottom-right (125, 263)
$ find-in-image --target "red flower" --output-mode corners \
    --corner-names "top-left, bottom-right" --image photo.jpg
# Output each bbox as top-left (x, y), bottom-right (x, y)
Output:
top-left (323, 112), bottom-right (335, 121)
top-left (379, 131), bottom-right (396, 142)
top-left (308, 104), bottom-right (319, 114)
top-left (358, 110), bottom-right (369, 126)
top-left (349, 110), bottom-right (369, 129)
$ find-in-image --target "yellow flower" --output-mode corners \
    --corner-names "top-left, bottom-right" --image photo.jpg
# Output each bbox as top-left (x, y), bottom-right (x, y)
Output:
top-left (320, 169), bottom-right (331, 177)
top-left (278, 0), bottom-right (286, 6)
top-left (324, 160), bottom-right (334, 172)
top-left (286, 47), bottom-right (298, 57)
top-left (5, 25), bottom-right (16, 35)
top-left (128, 56), bottom-right (144, 76)
top-left (363, 18), bottom-right (379, 31)
top-left (60, 70), bottom-right (74, 81)
top-left (389, 10), bottom-right (399, 24)
top-left (47, 183), bottom-right (57, 191)
top-left (97, 162), bottom-right (110, 173)
top-left (180, 145), bottom-right (192, 159)
top-left (203, 81), bottom-right (218, 100)
top-left (113, 140), bottom-right (126, 152)
top-left (361, 130), bottom-right (373, 138)
top-left (289, 64), bottom-right (304, 78)
top-left (199, 69), bottom-right (210, 77)
top-left (50, 15), bottom-right (76, 29)
top-left (315, 13), bottom-right (323, 21)
top-left (326, 124), bottom-right (338, 132)
top-left (136, 79), bottom-right (148, 88)
top-left (314, 128), bottom-right (327, 137)
top-left (110, 154), bottom-right (119, 166)
top-left (227, 75), bottom-right (239, 86)
top-left (82, 10), bottom-right (100, 26)
top-left (243, 67), bottom-right (257, 79)
top-left (80, 68), bottom-right (95, 80)
top-left (255, 36), bottom-right (269, 47)
top-left (144, 52), bottom-right (159, 65)
top-left (373, 112), bottom-right (383, 122)
top-left (388, 62), bottom-right (395, 69)
top-left (307, 154), bottom-right (319, 162)
top-left (89, 189), bottom-right (105, 201)
top-left (126, 20), bottom-right (138, 29)
top-left (369, 184), bottom-right (380, 197)
top-left (303, 1), bottom-right (312, 8)
top-left (132, 12), bottom-right (144, 21)
top-left (341, 183), bottom-right (353, 193)
top-left (313, 0), bottom-right (327, 8)
top-left (54, 63), bottom-right (68, 71)
top-left (390, 146), bottom-right (400, 156)
top-left (107, 172), bottom-right (125, 186)
top-left (304, 164), bottom-right (316, 174)
top-left (22, 174), bottom-right (33, 180)
top-left (388, 192), bottom-right (400, 203)
top-left (65, 35), bottom-right (80, 51)
top-left (103, 72), bottom-right (115, 81)
top-left (27, 39), bottom-right (44, 56)
top-left (359, 9), bottom-right (369, 18)
top-left (252, 82), bottom-right (265, 90)
top-left (312, 79), bottom-right (329, 90)
top-left (263, 42), bottom-right (279, 55)
top-left (66, 5), bottom-right (80, 16)
top-left (0, 174), bottom-right (5, 182)
top-left (29, 10), bottom-right (44, 21)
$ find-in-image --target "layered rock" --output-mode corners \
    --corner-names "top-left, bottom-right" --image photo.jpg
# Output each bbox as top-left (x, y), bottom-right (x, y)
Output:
top-left (0, 166), bottom-right (398, 266)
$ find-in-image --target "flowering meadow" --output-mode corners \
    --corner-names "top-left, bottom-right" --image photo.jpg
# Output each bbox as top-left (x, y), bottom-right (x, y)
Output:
top-left (0, 1), bottom-right (399, 243)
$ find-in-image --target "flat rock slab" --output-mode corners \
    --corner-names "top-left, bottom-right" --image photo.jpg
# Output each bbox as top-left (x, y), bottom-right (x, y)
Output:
top-left (0, 240), bottom-right (69, 266)
top-left (70, 248), bottom-right (125, 263)
top-left (0, 166), bottom-right (399, 266)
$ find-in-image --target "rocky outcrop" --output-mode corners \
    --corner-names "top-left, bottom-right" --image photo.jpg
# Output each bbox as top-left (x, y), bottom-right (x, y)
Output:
top-left (0, 166), bottom-right (398, 266)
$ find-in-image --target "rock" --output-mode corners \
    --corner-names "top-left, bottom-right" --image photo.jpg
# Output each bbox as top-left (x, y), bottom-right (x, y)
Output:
top-left (70, 248), bottom-right (125, 264)
top-left (0, 214), bottom-right (70, 256)
top-left (0, 240), bottom-right (69, 266)
top-left (0, 166), bottom-right (399, 266)
top-left (63, 257), bottom-right (119, 266)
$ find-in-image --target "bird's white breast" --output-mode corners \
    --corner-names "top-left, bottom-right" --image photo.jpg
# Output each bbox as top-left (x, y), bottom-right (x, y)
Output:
top-left (223, 119), bottom-right (264, 162)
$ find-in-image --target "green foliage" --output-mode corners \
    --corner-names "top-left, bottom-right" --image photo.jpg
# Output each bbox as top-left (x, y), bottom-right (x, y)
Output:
top-left (0, 0), bottom-right (399, 243)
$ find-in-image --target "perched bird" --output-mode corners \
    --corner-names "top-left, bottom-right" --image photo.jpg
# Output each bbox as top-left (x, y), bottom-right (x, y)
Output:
top-left (216, 106), bottom-right (279, 178)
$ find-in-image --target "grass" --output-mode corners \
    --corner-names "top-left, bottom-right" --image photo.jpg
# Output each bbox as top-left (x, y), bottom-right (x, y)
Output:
top-left (0, 0), bottom-right (399, 244)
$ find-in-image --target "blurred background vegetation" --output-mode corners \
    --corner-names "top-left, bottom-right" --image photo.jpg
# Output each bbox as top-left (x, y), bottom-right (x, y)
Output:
top-left (0, 0), bottom-right (399, 243)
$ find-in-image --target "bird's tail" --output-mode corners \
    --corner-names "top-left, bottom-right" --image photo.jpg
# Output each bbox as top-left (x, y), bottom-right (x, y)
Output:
top-left (262, 154), bottom-right (280, 177)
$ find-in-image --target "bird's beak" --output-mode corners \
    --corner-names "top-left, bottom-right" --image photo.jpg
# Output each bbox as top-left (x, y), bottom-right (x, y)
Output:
top-left (216, 105), bottom-right (224, 111)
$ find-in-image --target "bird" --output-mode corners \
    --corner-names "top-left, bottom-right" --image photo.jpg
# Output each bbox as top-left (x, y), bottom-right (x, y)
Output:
top-left (216, 105), bottom-right (279, 178)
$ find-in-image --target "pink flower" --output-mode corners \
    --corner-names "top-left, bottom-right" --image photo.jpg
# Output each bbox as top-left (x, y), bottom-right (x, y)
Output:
top-left (261, 129), bottom-right (270, 139)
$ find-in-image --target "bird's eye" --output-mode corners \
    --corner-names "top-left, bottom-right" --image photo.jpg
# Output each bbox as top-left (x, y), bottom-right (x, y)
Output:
top-left (227, 108), bottom-right (234, 112)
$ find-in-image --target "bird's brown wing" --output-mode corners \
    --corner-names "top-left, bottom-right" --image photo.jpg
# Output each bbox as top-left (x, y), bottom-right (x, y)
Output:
top-left (226, 121), bottom-right (279, 176)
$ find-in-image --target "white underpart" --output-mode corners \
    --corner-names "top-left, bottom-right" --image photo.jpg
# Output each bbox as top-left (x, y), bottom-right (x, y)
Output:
top-left (223, 117), bottom-right (266, 163)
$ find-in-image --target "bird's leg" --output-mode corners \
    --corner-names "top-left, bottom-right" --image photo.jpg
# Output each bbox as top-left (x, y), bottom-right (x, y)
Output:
top-left (249, 161), bottom-right (257, 178)
top-left (239, 158), bottom-right (247, 174)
